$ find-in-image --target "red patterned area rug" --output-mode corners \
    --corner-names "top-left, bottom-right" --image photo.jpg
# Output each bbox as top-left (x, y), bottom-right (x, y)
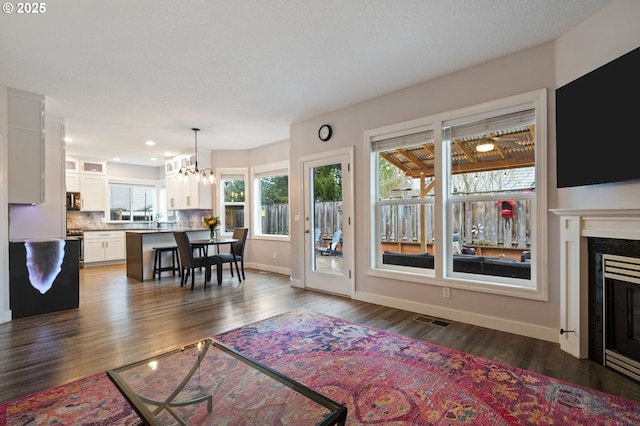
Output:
top-left (0, 372), bottom-right (140, 425)
top-left (2, 308), bottom-right (640, 425)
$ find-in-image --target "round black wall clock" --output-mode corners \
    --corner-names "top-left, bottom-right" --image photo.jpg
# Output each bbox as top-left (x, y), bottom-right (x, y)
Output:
top-left (318, 124), bottom-right (332, 141)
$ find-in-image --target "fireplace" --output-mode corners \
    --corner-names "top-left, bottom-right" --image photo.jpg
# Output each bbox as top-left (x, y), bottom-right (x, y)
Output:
top-left (552, 209), bottom-right (640, 368)
top-left (602, 254), bottom-right (640, 381)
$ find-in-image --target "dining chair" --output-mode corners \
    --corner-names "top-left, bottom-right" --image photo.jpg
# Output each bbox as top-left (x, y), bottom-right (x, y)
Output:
top-left (216, 228), bottom-right (248, 282)
top-left (173, 231), bottom-right (222, 290)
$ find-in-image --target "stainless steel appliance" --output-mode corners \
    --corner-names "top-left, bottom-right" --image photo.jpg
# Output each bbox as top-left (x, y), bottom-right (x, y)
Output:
top-left (66, 192), bottom-right (81, 210)
top-left (66, 228), bottom-right (84, 268)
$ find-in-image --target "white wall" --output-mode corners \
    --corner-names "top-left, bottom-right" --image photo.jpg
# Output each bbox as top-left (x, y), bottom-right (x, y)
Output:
top-left (249, 140), bottom-right (291, 275)
top-left (287, 0), bottom-right (640, 342)
top-left (553, 0), bottom-right (640, 211)
top-left (211, 142), bottom-right (292, 276)
top-left (106, 161), bottom-right (163, 181)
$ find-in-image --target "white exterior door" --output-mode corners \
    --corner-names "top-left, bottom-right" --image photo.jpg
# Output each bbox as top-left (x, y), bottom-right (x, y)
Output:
top-left (302, 148), bottom-right (353, 296)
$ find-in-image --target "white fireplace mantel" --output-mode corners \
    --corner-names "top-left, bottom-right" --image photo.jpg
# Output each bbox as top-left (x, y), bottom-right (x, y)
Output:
top-left (550, 208), bottom-right (640, 358)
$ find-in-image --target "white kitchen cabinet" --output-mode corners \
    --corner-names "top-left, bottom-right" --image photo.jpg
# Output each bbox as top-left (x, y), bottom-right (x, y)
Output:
top-left (84, 231), bottom-right (125, 263)
top-left (80, 174), bottom-right (107, 211)
top-left (65, 157), bottom-right (80, 172)
top-left (165, 173), bottom-right (181, 210)
top-left (81, 159), bottom-right (106, 174)
top-left (8, 88), bottom-right (45, 204)
top-left (65, 157), bottom-right (108, 208)
top-left (164, 151), bottom-right (212, 210)
top-left (65, 156), bottom-right (81, 192)
top-left (66, 173), bottom-right (81, 193)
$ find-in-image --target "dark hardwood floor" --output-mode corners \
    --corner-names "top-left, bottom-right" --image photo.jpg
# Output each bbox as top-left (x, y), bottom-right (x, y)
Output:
top-left (1, 264), bottom-right (639, 405)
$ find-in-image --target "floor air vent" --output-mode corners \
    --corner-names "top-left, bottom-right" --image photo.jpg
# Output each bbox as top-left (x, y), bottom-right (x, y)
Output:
top-left (414, 316), bottom-right (451, 327)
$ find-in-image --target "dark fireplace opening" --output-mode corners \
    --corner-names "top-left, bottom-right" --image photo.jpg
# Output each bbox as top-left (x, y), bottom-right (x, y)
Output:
top-left (588, 238), bottom-right (640, 380)
top-left (603, 257), bottom-right (640, 380)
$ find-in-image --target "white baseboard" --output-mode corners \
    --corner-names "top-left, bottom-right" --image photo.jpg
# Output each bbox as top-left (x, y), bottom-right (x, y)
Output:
top-left (1, 308), bottom-right (11, 323)
top-left (289, 277), bottom-right (303, 288)
top-left (84, 260), bottom-right (125, 268)
top-left (246, 262), bottom-right (291, 277)
top-left (355, 291), bottom-right (558, 343)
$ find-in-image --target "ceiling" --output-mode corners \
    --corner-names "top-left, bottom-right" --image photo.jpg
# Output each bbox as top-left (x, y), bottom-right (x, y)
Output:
top-left (0, 0), bottom-right (611, 167)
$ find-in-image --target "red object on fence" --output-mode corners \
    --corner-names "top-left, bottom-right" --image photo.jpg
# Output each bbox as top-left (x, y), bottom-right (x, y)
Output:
top-left (498, 200), bottom-right (515, 219)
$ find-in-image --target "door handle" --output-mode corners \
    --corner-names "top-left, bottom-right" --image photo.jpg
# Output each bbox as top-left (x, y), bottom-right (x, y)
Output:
top-left (304, 229), bottom-right (310, 234)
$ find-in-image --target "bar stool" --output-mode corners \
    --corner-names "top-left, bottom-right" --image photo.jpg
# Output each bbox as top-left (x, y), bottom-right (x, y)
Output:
top-left (152, 246), bottom-right (180, 280)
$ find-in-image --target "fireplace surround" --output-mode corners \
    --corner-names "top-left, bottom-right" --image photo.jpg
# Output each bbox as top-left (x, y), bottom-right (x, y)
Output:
top-left (552, 209), bottom-right (640, 373)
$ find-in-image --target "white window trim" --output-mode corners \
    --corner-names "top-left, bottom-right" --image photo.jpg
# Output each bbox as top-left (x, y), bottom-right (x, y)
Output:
top-left (365, 89), bottom-right (548, 301)
top-left (216, 168), bottom-right (249, 237)
top-left (251, 161), bottom-right (290, 242)
top-left (104, 177), bottom-right (161, 223)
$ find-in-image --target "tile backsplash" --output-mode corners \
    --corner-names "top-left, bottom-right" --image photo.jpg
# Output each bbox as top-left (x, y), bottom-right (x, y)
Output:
top-left (66, 210), bottom-right (212, 231)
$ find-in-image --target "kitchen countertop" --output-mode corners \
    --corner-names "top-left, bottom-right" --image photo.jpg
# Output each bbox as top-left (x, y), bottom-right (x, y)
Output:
top-left (79, 227), bottom-right (206, 234)
top-left (123, 228), bottom-right (206, 234)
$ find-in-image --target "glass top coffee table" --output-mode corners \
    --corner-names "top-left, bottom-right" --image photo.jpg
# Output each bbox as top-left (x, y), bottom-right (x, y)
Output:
top-left (108, 339), bottom-right (347, 425)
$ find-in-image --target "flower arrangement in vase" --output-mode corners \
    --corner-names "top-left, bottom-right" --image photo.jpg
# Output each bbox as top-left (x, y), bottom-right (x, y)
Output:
top-left (203, 215), bottom-right (220, 241)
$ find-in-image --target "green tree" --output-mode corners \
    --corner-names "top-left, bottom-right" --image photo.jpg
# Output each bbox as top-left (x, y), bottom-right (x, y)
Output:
top-left (314, 164), bottom-right (342, 202)
top-left (378, 157), bottom-right (407, 199)
top-left (260, 175), bottom-right (288, 204)
top-left (224, 179), bottom-right (245, 202)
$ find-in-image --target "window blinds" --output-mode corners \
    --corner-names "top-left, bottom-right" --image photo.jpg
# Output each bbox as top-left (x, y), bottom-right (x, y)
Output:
top-left (443, 108), bottom-right (535, 141)
top-left (372, 128), bottom-right (434, 152)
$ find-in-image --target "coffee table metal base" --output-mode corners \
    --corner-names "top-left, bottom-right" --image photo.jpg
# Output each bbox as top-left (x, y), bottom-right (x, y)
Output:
top-left (108, 339), bottom-right (346, 425)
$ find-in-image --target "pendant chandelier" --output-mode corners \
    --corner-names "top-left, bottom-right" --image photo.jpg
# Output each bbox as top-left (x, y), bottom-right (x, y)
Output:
top-left (178, 128), bottom-right (216, 185)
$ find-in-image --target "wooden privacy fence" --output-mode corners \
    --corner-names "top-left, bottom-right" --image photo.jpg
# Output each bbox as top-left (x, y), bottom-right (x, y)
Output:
top-left (380, 199), bottom-right (530, 248)
top-left (261, 204), bottom-right (289, 235)
top-left (235, 202), bottom-right (341, 236)
top-left (314, 201), bottom-right (342, 238)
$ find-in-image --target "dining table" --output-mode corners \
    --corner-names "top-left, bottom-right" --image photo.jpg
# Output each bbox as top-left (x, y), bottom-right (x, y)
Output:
top-left (189, 238), bottom-right (240, 283)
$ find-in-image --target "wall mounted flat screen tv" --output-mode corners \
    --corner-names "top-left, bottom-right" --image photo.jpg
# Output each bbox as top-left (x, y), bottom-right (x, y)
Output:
top-left (555, 46), bottom-right (640, 188)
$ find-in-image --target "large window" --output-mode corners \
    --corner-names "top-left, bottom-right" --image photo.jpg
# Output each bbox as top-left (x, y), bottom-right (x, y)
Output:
top-left (369, 90), bottom-right (547, 299)
top-left (252, 162), bottom-right (289, 238)
top-left (218, 169), bottom-right (248, 234)
top-left (373, 127), bottom-right (436, 275)
top-left (108, 183), bottom-right (156, 222)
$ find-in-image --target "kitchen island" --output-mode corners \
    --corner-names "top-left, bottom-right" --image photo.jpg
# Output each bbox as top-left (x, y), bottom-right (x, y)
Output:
top-left (126, 229), bottom-right (209, 282)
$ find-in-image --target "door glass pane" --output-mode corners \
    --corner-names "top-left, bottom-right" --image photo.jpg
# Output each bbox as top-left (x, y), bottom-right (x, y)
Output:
top-left (312, 163), bottom-right (343, 275)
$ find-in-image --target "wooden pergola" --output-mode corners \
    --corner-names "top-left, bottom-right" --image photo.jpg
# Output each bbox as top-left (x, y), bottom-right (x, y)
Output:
top-left (378, 125), bottom-right (535, 251)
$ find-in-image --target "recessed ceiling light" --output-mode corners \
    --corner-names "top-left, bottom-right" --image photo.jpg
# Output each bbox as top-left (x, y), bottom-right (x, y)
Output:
top-left (145, 140), bottom-right (155, 146)
top-left (164, 152), bottom-right (174, 157)
top-left (150, 157), bottom-right (158, 161)
top-left (113, 157), bottom-right (120, 161)
top-left (63, 137), bottom-right (73, 143)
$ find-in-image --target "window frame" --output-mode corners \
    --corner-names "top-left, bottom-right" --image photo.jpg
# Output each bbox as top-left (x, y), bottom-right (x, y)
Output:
top-left (366, 89), bottom-right (548, 301)
top-left (216, 168), bottom-right (249, 237)
top-left (251, 161), bottom-right (290, 241)
top-left (106, 179), bottom-right (158, 223)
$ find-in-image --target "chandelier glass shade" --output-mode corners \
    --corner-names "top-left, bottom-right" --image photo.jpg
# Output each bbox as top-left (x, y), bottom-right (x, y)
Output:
top-left (178, 128), bottom-right (216, 185)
